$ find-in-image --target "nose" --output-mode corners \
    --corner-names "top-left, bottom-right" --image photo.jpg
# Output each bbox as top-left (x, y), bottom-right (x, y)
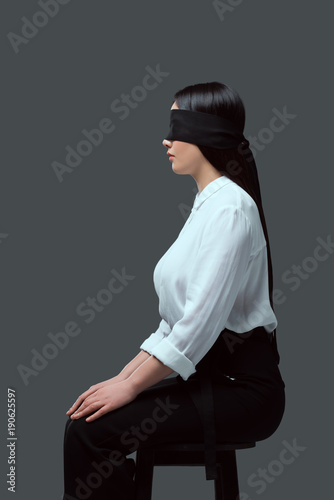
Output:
top-left (162, 139), bottom-right (172, 148)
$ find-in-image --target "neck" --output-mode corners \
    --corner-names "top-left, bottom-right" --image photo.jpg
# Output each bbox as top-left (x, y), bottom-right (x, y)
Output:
top-left (193, 164), bottom-right (224, 194)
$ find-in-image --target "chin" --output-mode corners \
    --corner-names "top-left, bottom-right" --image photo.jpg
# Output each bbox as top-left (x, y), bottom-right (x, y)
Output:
top-left (172, 163), bottom-right (189, 175)
top-left (172, 166), bottom-right (185, 175)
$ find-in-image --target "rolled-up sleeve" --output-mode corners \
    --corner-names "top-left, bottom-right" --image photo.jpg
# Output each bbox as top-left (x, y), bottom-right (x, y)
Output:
top-left (148, 206), bottom-right (253, 380)
top-left (140, 318), bottom-right (171, 353)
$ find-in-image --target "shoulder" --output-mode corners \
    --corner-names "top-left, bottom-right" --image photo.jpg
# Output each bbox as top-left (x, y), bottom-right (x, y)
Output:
top-left (213, 179), bottom-right (261, 221)
top-left (208, 180), bottom-right (266, 251)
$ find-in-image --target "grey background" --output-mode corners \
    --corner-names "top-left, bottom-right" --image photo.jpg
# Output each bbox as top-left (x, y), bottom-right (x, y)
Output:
top-left (1, 0), bottom-right (332, 498)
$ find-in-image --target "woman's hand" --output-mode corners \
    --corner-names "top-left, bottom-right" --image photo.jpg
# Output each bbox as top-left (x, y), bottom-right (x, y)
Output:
top-left (66, 378), bottom-right (138, 422)
top-left (67, 380), bottom-right (137, 422)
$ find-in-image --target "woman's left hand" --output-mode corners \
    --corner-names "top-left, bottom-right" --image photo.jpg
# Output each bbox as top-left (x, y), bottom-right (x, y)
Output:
top-left (69, 380), bottom-right (138, 422)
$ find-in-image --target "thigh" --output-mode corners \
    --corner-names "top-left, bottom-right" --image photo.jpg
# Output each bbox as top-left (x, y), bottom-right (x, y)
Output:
top-left (64, 376), bottom-right (204, 460)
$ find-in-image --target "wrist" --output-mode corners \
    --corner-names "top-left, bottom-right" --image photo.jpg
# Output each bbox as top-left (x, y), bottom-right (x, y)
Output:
top-left (124, 376), bottom-right (141, 398)
top-left (115, 372), bottom-right (129, 382)
top-left (126, 355), bottom-right (175, 396)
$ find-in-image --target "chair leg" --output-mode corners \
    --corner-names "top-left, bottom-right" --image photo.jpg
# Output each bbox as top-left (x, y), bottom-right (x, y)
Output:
top-left (134, 447), bottom-right (155, 500)
top-left (214, 463), bottom-right (224, 500)
top-left (215, 450), bottom-right (240, 500)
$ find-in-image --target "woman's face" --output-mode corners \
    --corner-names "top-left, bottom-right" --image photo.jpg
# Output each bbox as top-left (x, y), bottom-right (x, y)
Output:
top-left (162, 102), bottom-right (206, 176)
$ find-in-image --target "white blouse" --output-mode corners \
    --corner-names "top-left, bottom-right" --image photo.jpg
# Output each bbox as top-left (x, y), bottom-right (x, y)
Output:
top-left (140, 175), bottom-right (278, 381)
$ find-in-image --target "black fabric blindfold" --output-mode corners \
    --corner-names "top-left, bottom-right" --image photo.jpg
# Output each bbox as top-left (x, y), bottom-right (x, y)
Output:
top-left (165, 109), bottom-right (247, 149)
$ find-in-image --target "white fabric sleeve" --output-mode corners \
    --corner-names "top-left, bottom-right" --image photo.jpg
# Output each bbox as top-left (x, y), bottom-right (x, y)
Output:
top-left (148, 206), bottom-right (253, 380)
top-left (140, 318), bottom-right (172, 353)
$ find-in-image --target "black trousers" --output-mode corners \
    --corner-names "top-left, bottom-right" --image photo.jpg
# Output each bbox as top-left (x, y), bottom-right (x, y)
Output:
top-left (62, 326), bottom-right (285, 500)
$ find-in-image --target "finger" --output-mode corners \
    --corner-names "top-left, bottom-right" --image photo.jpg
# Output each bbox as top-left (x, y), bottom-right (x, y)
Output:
top-left (67, 395), bottom-right (87, 415)
top-left (67, 400), bottom-right (84, 415)
top-left (71, 401), bottom-right (101, 419)
top-left (70, 400), bottom-right (86, 415)
top-left (66, 387), bottom-right (99, 415)
top-left (85, 406), bottom-right (108, 422)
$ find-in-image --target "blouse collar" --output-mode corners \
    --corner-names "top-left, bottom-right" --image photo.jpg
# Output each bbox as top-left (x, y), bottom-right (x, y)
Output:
top-left (193, 175), bottom-right (233, 211)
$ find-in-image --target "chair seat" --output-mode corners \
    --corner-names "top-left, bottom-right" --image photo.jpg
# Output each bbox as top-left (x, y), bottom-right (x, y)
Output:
top-left (134, 440), bottom-right (256, 500)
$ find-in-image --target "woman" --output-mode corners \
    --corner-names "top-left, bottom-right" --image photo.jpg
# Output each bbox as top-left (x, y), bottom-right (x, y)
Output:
top-left (62, 82), bottom-right (285, 500)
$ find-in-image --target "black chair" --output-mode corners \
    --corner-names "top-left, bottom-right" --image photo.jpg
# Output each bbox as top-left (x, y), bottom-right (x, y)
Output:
top-left (134, 440), bottom-right (255, 500)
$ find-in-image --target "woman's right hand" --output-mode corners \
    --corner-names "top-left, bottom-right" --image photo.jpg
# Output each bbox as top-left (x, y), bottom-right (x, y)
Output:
top-left (66, 375), bottom-right (125, 416)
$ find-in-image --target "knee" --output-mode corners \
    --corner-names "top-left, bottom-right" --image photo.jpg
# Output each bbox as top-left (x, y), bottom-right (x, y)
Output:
top-left (64, 416), bottom-right (90, 446)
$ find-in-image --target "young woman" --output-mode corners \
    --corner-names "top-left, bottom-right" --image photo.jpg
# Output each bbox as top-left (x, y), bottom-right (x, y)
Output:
top-left (62, 82), bottom-right (285, 500)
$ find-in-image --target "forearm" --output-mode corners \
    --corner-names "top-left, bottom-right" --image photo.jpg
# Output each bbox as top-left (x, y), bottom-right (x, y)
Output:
top-left (127, 354), bottom-right (175, 395)
top-left (117, 350), bottom-right (152, 381)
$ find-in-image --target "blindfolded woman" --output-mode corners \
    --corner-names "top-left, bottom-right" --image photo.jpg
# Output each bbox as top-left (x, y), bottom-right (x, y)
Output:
top-left (63, 81), bottom-right (285, 500)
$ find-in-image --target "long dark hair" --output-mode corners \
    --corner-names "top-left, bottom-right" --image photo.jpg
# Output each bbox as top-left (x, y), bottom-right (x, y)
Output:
top-left (172, 82), bottom-right (278, 355)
